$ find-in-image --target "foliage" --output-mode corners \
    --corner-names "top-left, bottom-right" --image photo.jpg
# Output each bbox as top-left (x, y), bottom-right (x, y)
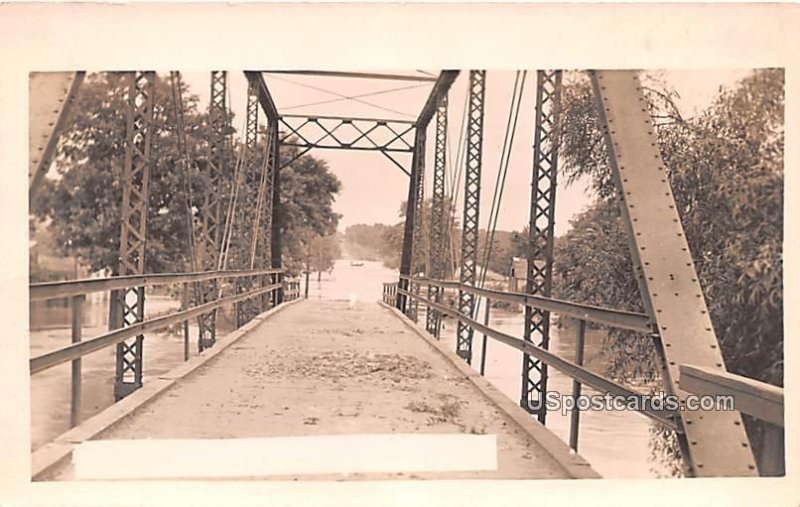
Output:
top-left (33, 72), bottom-right (342, 278)
top-left (553, 69), bottom-right (784, 473)
top-left (344, 223), bottom-right (398, 262)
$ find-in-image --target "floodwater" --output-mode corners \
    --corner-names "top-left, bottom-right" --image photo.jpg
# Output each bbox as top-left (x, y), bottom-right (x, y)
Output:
top-left (30, 293), bottom-right (212, 450)
top-left (31, 257), bottom-right (662, 478)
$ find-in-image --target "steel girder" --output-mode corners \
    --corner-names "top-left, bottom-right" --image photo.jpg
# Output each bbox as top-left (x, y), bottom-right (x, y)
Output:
top-left (270, 125), bottom-right (284, 303)
top-left (113, 72), bottom-right (155, 401)
top-left (455, 70), bottom-right (486, 363)
top-left (521, 70), bottom-right (563, 423)
top-left (425, 94), bottom-right (448, 337)
top-left (397, 129), bottom-right (426, 313)
top-left (591, 70), bottom-right (757, 477)
top-left (29, 72), bottom-right (85, 204)
top-left (195, 71), bottom-right (229, 350)
top-left (408, 129), bottom-right (427, 322)
top-left (235, 83), bottom-right (263, 326)
top-left (277, 115), bottom-right (415, 174)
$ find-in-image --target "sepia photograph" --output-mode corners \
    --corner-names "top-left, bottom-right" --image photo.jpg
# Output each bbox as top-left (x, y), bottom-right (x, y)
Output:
top-left (1, 3), bottom-right (797, 506)
top-left (27, 67), bottom-right (783, 481)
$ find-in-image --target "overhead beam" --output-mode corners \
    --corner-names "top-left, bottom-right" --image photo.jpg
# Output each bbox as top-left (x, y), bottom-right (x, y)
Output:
top-left (29, 71), bottom-right (84, 204)
top-left (263, 70), bottom-right (438, 82)
top-left (281, 113), bottom-right (416, 125)
top-left (244, 71), bottom-right (279, 120)
top-left (415, 71), bottom-right (460, 129)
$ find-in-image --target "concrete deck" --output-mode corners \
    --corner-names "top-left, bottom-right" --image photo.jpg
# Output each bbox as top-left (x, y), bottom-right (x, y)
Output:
top-left (43, 298), bottom-right (597, 480)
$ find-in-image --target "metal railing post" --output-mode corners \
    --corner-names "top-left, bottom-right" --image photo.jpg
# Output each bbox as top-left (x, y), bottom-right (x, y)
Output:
top-left (70, 295), bottom-right (84, 428)
top-left (569, 319), bottom-right (586, 451)
top-left (182, 282), bottom-right (189, 361)
top-left (480, 297), bottom-right (490, 376)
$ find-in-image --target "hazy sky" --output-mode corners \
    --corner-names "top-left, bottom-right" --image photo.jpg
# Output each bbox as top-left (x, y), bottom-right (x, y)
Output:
top-left (182, 69), bottom-right (751, 236)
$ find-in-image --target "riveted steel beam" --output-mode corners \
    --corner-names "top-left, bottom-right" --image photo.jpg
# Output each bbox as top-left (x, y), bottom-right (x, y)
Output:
top-left (194, 71), bottom-right (230, 351)
top-left (264, 70), bottom-right (439, 82)
top-left (29, 71), bottom-right (84, 204)
top-left (408, 129), bottom-right (427, 322)
top-left (244, 71), bottom-right (279, 121)
top-left (455, 70), bottom-right (486, 364)
top-left (521, 70), bottom-right (563, 423)
top-left (397, 127), bottom-right (426, 312)
top-left (425, 94), bottom-right (449, 337)
top-left (591, 69), bottom-right (757, 477)
top-left (113, 71), bottom-right (155, 401)
top-left (415, 71), bottom-right (460, 130)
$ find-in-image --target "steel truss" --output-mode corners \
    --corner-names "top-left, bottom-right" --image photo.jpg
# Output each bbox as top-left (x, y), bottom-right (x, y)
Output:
top-left (277, 115), bottom-right (415, 174)
top-left (521, 70), bottom-right (563, 423)
top-left (455, 70), bottom-right (486, 363)
top-left (591, 70), bottom-right (757, 477)
top-left (235, 83), bottom-right (263, 326)
top-left (397, 127), bottom-right (426, 313)
top-left (425, 94), bottom-right (448, 337)
top-left (408, 128), bottom-right (427, 322)
top-left (196, 71), bottom-right (229, 350)
top-left (113, 71), bottom-right (155, 401)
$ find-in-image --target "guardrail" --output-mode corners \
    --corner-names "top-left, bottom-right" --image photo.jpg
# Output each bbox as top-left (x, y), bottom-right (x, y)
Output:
top-left (382, 282), bottom-right (398, 307)
top-left (31, 268), bottom-right (300, 429)
top-left (383, 276), bottom-right (673, 452)
top-left (680, 365), bottom-right (783, 427)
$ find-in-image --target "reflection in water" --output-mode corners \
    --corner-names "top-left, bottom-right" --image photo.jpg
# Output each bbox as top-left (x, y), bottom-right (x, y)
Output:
top-left (31, 258), bottom-right (660, 477)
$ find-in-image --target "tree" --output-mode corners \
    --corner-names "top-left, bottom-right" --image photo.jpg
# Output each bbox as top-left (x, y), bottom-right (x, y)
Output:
top-left (276, 144), bottom-right (342, 275)
top-left (33, 73), bottom-right (342, 278)
top-left (554, 69), bottom-right (784, 474)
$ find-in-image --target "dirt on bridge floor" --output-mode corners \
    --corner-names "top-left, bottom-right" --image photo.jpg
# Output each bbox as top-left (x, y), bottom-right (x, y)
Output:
top-left (51, 299), bottom-right (580, 480)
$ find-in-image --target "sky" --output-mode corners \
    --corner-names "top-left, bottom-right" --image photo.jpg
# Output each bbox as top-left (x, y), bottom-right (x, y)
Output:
top-left (181, 69), bottom-right (751, 237)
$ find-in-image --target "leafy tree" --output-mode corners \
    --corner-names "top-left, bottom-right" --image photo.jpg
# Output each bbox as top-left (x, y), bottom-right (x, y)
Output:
top-left (33, 73), bottom-right (342, 278)
top-left (554, 69), bottom-right (783, 474)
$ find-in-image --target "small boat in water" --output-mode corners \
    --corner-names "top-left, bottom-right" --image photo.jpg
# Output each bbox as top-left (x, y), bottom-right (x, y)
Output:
top-left (349, 261), bottom-right (364, 267)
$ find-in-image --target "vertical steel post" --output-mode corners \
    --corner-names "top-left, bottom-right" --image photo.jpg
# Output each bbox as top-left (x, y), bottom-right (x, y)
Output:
top-left (521, 70), bottom-right (562, 422)
top-left (70, 295), bottom-right (84, 427)
top-left (590, 70), bottom-right (756, 477)
top-left (569, 319), bottom-right (586, 451)
top-left (196, 71), bottom-right (228, 351)
top-left (271, 128), bottom-right (283, 304)
top-left (480, 297), bottom-right (490, 376)
top-left (397, 127), bottom-right (424, 313)
top-left (426, 94), bottom-right (448, 336)
top-left (409, 129), bottom-right (427, 322)
top-left (455, 70), bottom-right (486, 364)
top-left (234, 82), bottom-right (263, 324)
top-left (182, 282), bottom-right (189, 361)
top-left (113, 71), bottom-right (155, 401)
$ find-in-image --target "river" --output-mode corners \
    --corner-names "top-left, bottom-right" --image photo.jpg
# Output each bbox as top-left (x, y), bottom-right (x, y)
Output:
top-left (30, 257), bottom-right (663, 478)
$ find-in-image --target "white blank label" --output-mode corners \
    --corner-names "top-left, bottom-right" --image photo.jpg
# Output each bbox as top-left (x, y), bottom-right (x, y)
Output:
top-left (73, 434), bottom-right (498, 480)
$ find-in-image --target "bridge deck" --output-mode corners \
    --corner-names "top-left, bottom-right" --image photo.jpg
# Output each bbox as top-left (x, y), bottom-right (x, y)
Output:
top-left (47, 298), bottom-right (595, 480)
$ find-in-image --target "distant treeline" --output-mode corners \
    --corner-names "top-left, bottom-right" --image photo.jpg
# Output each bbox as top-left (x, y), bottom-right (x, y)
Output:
top-left (344, 221), bottom-right (529, 279)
